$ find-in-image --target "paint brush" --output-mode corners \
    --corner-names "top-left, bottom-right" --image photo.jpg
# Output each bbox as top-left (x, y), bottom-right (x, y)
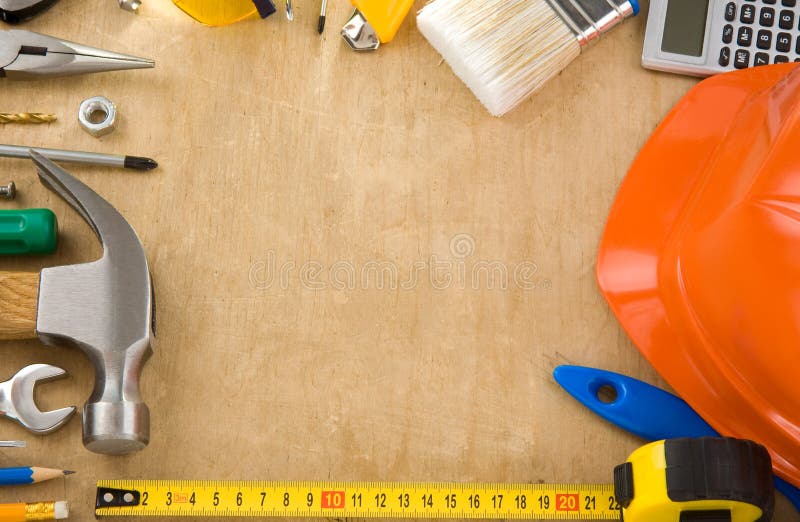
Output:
top-left (417, 0), bottom-right (640, 116)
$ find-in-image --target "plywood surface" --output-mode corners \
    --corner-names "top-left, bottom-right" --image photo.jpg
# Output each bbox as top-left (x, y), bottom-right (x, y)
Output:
top-left (0, 1), bottom-right (796, 520)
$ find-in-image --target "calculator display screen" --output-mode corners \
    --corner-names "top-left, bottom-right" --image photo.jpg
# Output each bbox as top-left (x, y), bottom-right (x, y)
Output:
top-left (661, 0), bottom-right (710, 56)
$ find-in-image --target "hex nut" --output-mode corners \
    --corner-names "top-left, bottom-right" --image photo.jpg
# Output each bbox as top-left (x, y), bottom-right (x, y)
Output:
top-left (79, 96), bottom-right (117, 138)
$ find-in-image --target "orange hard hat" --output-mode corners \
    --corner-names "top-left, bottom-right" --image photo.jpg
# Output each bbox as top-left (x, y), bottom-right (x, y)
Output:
top-left (597, 63), bottom-right (800, 487)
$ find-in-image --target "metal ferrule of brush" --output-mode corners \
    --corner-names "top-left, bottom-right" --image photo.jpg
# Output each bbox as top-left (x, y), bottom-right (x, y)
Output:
top-left (545, 0), bottom-right (636, 47)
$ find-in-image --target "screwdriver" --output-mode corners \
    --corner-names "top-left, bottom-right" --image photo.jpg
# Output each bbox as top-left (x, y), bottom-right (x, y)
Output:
top-left (0, 209), bottom-right (58, 255)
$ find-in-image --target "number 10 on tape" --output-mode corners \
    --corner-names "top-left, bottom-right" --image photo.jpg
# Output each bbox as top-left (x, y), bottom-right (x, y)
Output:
top-left (96, 481), bottom-right (620, 519)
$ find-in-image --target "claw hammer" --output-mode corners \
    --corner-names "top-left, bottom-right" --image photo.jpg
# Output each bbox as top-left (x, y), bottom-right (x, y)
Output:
top-left (0, 151), bottom-right (155, 455)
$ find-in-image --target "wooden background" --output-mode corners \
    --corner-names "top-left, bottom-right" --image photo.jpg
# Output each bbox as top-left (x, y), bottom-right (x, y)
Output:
top-left (1, 0), bottom-right (797, 520)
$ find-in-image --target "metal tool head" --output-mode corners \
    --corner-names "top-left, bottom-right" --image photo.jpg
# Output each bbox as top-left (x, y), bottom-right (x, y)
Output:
top-left (0, 0), bottom-right (59, 24)
top-left (0, 29), bottom-right (154, 80)
top-left (0, 364), bottom-right (76, 434)
top-left (341, 10), bottom-right (379, 51)
top-left (29, 150), bottom-right (156, 455)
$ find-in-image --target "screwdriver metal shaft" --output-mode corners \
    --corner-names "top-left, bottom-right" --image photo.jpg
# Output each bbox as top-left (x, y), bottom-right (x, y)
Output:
top-left (0, 145), bottom-right (157, 171)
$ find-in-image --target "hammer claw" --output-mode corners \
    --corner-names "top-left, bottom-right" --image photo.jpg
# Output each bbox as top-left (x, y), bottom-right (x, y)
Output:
top-left (0, 364), bottom-right (76, 434)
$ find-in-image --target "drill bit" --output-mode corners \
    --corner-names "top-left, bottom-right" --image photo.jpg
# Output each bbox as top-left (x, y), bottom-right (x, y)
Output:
top-left (0, 113), bottom-right (56, 124)
top-left (285, 0), bottom-right (293, 20)
top-left (318, 0), bottom-right (327, 33)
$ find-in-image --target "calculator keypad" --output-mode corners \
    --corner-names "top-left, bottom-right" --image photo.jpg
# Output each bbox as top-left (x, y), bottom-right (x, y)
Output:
top-left (721, 0), bottom-right (800, 68)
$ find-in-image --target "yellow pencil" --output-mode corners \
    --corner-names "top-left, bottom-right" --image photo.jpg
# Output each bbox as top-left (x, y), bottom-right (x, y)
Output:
top-left (0, 501), bottom-right (68, 521)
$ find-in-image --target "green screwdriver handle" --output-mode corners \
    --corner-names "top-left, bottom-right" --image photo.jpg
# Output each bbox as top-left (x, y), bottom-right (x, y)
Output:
top-left (0, 209), bottom-right (58, 255)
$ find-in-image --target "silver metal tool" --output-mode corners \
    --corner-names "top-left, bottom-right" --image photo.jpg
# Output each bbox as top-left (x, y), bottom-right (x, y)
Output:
top-left (0, 152), bottom-right (155, 453)
top-left (2, 151), bottom-right (156, 454)
top-left (0, 144), bottom-right (157, 171)
top-left (0, 181), bottom-right (15, 200)
top-left (118, 0), bottom-right (141, 13)
top-left (0, 0), bottom-right (59, 24)
top-left (0, 364), bottom-right (76, 434)
top-left (285, 0), bottom-right (293, 21)
top-left (0, 29), bottom-right (154, 80)
top-left (341, 10), bottom-right (379, 51)
top-left (0, 440), bottom-right (25, 447)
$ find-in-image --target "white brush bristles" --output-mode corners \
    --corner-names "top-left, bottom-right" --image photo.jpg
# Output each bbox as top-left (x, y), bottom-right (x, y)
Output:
top-left (417, 0), bottom-right (581, 116)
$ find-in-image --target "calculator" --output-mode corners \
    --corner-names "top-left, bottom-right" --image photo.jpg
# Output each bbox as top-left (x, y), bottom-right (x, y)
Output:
top-left (642, 0), bottom-right (799, 77)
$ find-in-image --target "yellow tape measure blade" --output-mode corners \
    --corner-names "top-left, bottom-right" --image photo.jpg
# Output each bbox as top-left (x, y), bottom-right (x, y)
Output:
top-left (96, 481), bottom-right (619, 519)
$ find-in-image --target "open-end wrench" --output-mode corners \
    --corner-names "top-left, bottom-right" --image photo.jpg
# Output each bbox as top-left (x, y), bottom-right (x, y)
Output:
top-left (0, 364), bottom-right (76, 434)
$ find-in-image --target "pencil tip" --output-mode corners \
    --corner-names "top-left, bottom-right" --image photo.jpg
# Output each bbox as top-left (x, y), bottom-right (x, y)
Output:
top-left (63, 470), bottom-right (76, 475)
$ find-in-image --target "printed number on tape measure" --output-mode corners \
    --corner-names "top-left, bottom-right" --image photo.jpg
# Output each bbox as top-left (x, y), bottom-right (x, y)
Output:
top-left (96, 481), bottom-right (620, 519)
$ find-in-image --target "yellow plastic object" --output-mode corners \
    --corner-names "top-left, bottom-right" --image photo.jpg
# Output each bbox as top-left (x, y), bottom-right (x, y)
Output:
top-left (351, 0), bottom-right (414, 43)
top-left (616, 439), bottom-right (773, 522)
top-left (172, 0), bottom-right (259, 26)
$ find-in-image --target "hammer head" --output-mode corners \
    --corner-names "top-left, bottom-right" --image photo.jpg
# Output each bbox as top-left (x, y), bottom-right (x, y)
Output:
top-left (29, 151), bottom-right (156, 455)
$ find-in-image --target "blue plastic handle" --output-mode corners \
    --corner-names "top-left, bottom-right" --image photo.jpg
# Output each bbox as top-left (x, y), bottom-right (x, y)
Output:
top-left (553, 365), bottom-right (800, 513)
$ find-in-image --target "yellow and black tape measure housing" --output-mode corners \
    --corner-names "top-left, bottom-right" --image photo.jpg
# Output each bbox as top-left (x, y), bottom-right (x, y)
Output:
top-left (614, 438), bottom-right (774, 522)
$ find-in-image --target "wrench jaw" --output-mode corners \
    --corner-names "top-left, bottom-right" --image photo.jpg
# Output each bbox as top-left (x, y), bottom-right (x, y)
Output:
top-left (0, 364), bottom-right (76, 435)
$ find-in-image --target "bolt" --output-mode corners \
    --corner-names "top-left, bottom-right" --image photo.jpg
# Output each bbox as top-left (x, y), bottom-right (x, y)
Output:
top-left (0, 181), bottom-right (15, 200)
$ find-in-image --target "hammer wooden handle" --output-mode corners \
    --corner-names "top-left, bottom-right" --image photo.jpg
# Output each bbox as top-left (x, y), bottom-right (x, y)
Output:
top-left (0, 272), bottom-right (39, 340)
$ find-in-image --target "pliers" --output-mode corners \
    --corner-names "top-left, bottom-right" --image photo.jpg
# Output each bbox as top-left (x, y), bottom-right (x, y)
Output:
top-left (1, 0), bottom-right (60, 24)
top-left (0, 29), bottom-right (154, 80)
top-left (0, 364), bottom-right (76, 434)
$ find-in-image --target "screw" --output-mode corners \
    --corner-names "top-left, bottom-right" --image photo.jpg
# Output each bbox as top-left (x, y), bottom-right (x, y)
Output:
top-left (0, 181), bottom-right (16, 200)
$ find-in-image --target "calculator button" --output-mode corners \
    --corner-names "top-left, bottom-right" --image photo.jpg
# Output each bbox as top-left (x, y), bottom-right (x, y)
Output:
top-left (756, 30), bottom-right (772, 49)
top-left (725, 2), bottom-right (738, 21)
top-left (783, 0), bottom-right (796, 5)
top-left (738, 26), bottom-right (754, 46)
top-left (719, 47), bottom-right (732, 66)
top-left (779, 10), bottom-right (794, 29)
top-left (723, 24), bottom-right (734, 44)
top-left (776, 32), bottom-right (792, 51)
top-left (763, 0), bottom-right (776, 4)
top-left (775, 55), bottom-right (789, 63)
top-left (735, 49), bottom-right (751, 68)
top-left (754, 52), bottom-right (770, 65)
top-left (741, 3), bottom-right (755, 22)
top-left (725, 2), bottom-right (737, 20)
top-left (796, 36), bottom-right (800, 53)
top-left (760, 7), bottom-right (775, 26)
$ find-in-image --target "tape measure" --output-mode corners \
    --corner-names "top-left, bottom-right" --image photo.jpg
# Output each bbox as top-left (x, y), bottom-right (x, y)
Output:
top-left (96, 481), bottom-right (618, 519)
top-left (95, 438), bottom-right (776, 521)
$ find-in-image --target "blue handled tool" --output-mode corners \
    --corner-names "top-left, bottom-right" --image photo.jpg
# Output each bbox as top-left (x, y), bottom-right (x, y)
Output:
top-left (553, 365), bottom-right (800, 514)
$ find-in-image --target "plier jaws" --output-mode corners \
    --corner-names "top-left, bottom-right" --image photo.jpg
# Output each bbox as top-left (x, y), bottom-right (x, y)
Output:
top-left (0, 29), bottom-right (154, 80)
